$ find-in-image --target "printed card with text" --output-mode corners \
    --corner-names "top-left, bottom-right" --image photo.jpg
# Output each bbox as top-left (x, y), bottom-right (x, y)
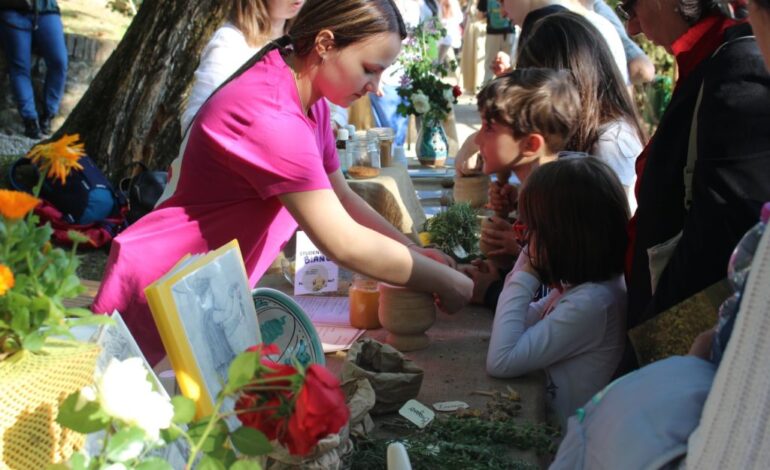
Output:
top-left (294, 231), bottom-right (338, 295)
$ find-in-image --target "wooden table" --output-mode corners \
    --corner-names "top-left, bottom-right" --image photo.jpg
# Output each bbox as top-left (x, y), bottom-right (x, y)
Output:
top-left (256, 272), bottom-right (545, 418)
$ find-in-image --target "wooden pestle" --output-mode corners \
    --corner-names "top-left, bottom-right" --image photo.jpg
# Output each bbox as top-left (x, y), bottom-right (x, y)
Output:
top-left (480, 169), bottom-right (515, 268)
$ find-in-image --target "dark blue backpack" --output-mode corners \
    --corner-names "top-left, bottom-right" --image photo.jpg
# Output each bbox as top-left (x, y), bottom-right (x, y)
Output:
top-left (9, 155), bottom-right (125, 225)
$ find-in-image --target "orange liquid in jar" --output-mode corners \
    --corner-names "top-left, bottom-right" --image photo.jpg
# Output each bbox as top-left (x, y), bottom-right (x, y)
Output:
top-left (349, 283), bottom-right (381, 329)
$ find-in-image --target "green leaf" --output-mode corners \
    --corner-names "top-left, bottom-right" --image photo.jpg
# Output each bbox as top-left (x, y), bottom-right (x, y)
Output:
top-left (104, 426), bottom-right (146, 462)
top-left (135, 457), bottom-right (174, 470)
top-left (65, 307), bottom-right (101, 318)
top-left (188, 418), bottom-right (228, 454)
top-left (56, 392), bottom-right (110, 434)
top-left (67, 230), bottom-right (91, 244)
top-left (160, 425), bottom-right (182, 443)
top-left (21, 331), bottom-right (46, 351)
top-left (67, 315), bottom-right (113, 328)
top-left (206, 446), bottom-right (237, 468)
top-left (197, 455), bottom-right (227, 470)
top-left (10, 308), bottom-right (30, 333)
top-left (70, 451), bottom-right (89, 470)
top-left (229, 461), bottom-right (263, 470)
top-left (225, 351), bottom-right (259, 394)
top-left (171, 396), bottom-right (196, 425)
top-left (230, 426), bottom-right (272, 456)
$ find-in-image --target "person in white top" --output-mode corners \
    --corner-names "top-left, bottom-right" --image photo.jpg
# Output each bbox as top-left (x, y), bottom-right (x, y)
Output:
top-left (487, 157), bottom-right (628, 428)
top-left (516, 11), bottom-right (644, 212)
top-left (181, 0), bottom-right (305, 133)
top-left (495, 0), bottom-right (629, 84)
top-left (438, 0), bottom-right (464, 61)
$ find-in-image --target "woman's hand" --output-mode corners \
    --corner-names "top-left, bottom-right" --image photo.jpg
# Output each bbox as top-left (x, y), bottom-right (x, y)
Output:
top-left (481, 216), bottom-right (521, 257)
top-left (487, 181), bottom-right (517, 215)
top-left (688, 328), bottom-right (716, 360)
top-left (435, 269), bottom-right (473, 314)
top-left (413, 245), bottom-right (457, 269)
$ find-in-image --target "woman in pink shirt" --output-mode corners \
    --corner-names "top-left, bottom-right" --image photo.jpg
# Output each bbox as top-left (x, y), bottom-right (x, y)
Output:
top-left (92, 0), bottom-right (473, 365)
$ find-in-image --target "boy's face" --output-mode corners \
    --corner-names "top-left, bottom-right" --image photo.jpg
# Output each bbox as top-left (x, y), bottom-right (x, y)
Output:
top-left (474, 119), bottom-right (526, 174)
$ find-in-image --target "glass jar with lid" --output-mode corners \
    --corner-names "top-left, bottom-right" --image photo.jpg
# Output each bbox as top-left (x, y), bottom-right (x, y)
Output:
top-left (347, 136), bottom-right (380, 179)
top-left (367, 127), bottom-right (395, 167)
top-left (349, 274), bottom-right (381, 329)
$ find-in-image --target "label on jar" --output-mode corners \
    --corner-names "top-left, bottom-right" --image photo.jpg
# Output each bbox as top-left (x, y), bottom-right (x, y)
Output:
top-left (294, 231), bottom-right (338, 295)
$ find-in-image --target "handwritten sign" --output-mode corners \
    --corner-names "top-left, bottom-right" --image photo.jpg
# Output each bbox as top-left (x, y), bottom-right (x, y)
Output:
top-left (399, 399), bottom-right (435, 428)
top-left (294, 231), bottom-right (338, 295)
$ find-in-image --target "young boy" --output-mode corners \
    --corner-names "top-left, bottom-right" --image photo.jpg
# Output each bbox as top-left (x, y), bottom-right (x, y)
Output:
top-left (459, 68), bottom-right (580, 307)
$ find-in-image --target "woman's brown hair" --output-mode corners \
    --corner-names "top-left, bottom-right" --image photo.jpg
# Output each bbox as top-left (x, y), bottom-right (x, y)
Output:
top-left (288, 0), bottom-right (407, 57)
top-left (230, 0), bottom-right (275, 48)
top-left (518, 157), bottom-right (630, 286)
top-left (476, 68), bottom-right (581, 154)
top-left (517, 12), bottom-right (646, 153)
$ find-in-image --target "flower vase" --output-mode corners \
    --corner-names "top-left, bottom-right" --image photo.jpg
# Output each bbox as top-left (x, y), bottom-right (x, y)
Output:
top-left (0, 339), bottom-right (100, 469)
top-left (416, 118), bottom-right (448, 168)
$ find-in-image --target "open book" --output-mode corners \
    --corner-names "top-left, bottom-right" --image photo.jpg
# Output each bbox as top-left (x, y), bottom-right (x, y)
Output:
top-left (144, 240), bottom-right (261, 419)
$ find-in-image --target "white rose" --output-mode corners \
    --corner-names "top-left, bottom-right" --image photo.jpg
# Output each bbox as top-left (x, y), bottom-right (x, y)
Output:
top-left (410, 91), bottom-right (431, 115)
top-left (98, 357), bottom-right (174, 440)
top-left (443, 87), bottom-right (454, 103)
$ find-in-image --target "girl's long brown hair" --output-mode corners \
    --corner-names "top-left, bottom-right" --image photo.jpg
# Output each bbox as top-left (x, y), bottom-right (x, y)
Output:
top-left (517, 11), bottom-right (646, 153)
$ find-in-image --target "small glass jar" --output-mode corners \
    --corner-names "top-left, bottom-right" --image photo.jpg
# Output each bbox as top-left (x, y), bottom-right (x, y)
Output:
top-left (367, 127), bottom-right (395, 167)
top-left (347, 138), bottom-right (380, 179)
top-left (349, 274), bottom-right (381, 329)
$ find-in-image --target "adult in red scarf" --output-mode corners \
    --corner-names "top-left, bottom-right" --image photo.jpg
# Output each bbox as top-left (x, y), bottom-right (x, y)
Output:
top-left (618, 0), bottom-right (770, 366)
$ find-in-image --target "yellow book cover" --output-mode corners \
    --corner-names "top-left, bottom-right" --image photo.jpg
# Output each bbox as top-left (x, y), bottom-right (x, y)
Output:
top-left (144, 239), bottom-right (262, 420)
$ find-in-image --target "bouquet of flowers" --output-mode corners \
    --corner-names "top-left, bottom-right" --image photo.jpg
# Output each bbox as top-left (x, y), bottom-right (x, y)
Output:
top-left (55, 344), bottom-right (349, 469)
top-left (0, 135), bottom-right (109, 359)
top-left (396, 17), bottom-right (462, 124)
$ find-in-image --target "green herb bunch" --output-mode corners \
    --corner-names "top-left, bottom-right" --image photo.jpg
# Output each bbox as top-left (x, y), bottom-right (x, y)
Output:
top-left (425, 202), bottom-right (480, 259)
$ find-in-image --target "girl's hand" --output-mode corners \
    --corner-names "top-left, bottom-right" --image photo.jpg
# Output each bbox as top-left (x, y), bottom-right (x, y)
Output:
top-left (487, 181), bottom-right (517, 215)
top-left (513, 245), bottom-right (539, 279)
top-left (435, 269), bottom-right (473, 314)
top-left (459, 259), bottom-right (501, 304)
top-left (481, 216), bottom-right (521, 257)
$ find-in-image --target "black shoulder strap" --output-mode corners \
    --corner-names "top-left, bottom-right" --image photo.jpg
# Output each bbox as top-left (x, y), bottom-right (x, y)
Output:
top-left (182, 35), bottom-right (293, 140)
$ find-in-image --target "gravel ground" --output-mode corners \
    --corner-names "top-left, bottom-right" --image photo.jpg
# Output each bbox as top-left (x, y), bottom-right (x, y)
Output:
top-left (0, 131), bottom-right (37, 157)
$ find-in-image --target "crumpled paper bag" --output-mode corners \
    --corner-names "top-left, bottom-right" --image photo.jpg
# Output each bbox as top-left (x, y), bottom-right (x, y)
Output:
top-left (341, 338), bottom-right (424, 414)
top-left (264, 426), bottom-right (352, 470)
top-left (343, 377), bottom-right (376, 437)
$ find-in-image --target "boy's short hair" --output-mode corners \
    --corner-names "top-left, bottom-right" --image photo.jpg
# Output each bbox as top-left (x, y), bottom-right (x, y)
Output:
top-left (476, 68), bottom-right (580, 154)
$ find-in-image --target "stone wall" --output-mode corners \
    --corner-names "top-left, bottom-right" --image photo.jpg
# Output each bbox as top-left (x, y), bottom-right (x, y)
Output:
top-left (0, 33), bottom-right (117, 136)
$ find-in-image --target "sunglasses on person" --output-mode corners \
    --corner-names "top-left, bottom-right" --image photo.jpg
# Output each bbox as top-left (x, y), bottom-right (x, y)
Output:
top-left (512, 220), bottom-right (529, 247)
top-left (615, 0), bottom-right (638, 21)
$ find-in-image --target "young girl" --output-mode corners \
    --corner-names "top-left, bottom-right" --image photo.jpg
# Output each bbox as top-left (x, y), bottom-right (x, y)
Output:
top-left (93, 0), bottom-right (473, 365)
top-left (486, 157), bottom-right (628, 427)
top-left (181, 0), bottom-right (305, 132)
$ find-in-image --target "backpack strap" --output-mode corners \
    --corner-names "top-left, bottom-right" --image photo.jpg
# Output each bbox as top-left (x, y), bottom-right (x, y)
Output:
top-left (7, 157), bottom-right (36, 193)
top-left (683, 34), bottom-right (755, 211)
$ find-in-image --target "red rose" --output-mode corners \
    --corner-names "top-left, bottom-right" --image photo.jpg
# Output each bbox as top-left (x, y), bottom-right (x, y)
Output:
top-left (282, 365), bottom-right (349, 456)
top-left (452, 85), bottom-right (462, 98)
top-left (235, 359), bottom-right (296, 440)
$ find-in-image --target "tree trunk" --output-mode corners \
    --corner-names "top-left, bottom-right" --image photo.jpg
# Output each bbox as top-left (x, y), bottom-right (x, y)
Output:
top-left (54, 0), bottom-right (228, 178)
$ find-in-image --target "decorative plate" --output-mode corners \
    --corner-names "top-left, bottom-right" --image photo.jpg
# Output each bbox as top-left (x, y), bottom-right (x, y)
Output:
top-left (252, 288), bottom-right (325, 367)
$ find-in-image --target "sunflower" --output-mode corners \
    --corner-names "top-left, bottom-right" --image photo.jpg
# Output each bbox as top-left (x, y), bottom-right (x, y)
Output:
top-left (0, 265), bottom-right (14, 296)
top-left (27, 134), bottom-right (85, 184)
top-left (0, 189), bottom-right (40, 220)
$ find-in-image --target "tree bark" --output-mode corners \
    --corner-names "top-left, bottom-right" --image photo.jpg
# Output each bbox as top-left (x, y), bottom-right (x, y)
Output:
top-left (54, 0), bottom-right (228, 177)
